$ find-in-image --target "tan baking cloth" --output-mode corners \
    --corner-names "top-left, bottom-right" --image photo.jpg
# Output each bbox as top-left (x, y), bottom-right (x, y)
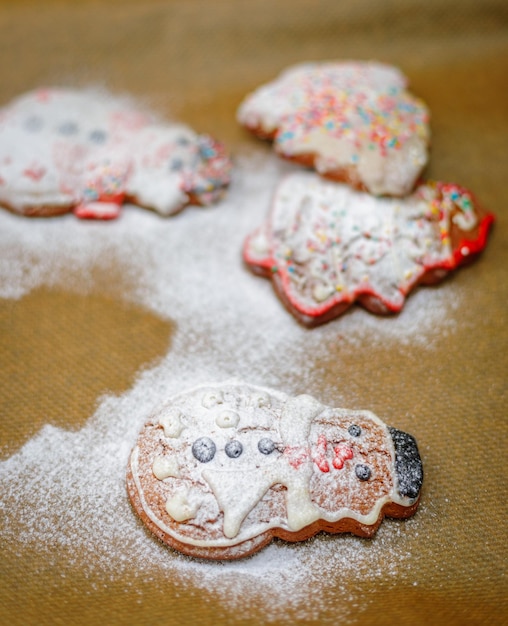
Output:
top-left (0, 1), bottom-right (507, 624)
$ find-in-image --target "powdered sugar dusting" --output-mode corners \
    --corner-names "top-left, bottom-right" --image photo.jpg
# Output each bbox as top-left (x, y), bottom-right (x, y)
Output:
top-left (0, 393), bottom-right (418, 622)
top-left (0, 150), bottom-right (454, 621)
top-left (0, 150), bottom-right (459, 349)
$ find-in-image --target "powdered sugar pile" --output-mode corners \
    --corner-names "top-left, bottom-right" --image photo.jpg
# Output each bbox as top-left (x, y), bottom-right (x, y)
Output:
top-left (0, 149), bottom-right (453, 621)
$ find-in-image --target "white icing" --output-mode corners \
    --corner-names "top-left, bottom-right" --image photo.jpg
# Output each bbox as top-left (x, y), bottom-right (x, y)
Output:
top-left (152, 455), bottom-right (180, 480)
top-left (249, 391), bottom-right (271, 408)
top-left (279, 394), bottom-right (323, 445)
top-left (313, 283), bottom-right (335, 302)
top-left (249, 229), bottom-right (270, 256)
top-left (127, 169), bottom-right (187, 215)
top-left (215, 410), bottom-right (240, 429)
top-left (202, 393), bottom-right (323, 537)
top-left (159, 409), bottom-right (184, 438)
top-left (165, 489), bottom-right (199, 522)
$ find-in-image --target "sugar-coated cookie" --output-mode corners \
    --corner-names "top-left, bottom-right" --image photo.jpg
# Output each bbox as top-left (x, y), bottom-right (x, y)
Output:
top-left (127, 380), bottom-right (423, 560)
top-left (244, 172), bottom-right (494, 326)
top-left (0, 88), bottom-right (231, 219)
top-left (237, 61), bottom-right (430, 196)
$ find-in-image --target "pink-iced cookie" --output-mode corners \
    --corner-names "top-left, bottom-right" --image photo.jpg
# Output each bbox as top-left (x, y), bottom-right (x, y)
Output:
top-left (0, 88), bottom-right (231, 219)
top-left (244, 172), bottom-right (494, 326)
top-left (237, 61), bottom-right (430, 197)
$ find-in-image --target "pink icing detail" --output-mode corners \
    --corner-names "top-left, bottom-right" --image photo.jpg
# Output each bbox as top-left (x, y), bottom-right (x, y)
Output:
top-left (332, 444), bottom-right (354, 470)
top-left (110, 110), bottom-right (151, 132)
top-left (284, 445), bottom-right (310, 469)
top-left (23, 166), bottom-right (46, 181)
top-left (313, 434), bottom-right (330, 473)
top-left (282, 440), bottom-right (355, 472)
top-left (35, 89), bottom-right (52, 102)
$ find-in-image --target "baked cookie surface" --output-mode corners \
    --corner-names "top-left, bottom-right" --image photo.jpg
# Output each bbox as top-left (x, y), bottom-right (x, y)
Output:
top-left (127, 381), bottom-right (423, 560)
top-left (244, 172), bottom-right (494, 326)
top-left (237, 61), bottom-right (430, 196)
top-left (0, 88), bottom-right (231, 219)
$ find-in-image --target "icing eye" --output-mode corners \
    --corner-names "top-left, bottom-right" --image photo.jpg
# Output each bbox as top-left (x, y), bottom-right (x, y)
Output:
top-left (192, 437), bottom-right (216, 463)
top-left (216, 410), bottom-right (240, 428)
top-left (202, 390), bottom-right (224, 409)
top-left (225, 440), bottom-right (243, 459)
top-left (348, 424), bottom-right (362, 437)
top-left (355, 464), bottom-right (372, 481)
top-left (258, 438), bottom-right (276, 455)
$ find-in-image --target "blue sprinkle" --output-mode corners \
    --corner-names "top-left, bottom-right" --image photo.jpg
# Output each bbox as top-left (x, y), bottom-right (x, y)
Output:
top-left (278, 131), bottom-right (295, 142)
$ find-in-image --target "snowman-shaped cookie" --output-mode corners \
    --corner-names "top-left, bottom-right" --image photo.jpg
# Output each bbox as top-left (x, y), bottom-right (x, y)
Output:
top-left (0, 88), bottom-right (231, 219)
top-left (127, 381), bottom-right (423, 560)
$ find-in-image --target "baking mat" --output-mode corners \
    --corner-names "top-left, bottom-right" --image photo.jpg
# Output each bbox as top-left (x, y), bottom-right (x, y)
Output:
top-left (1, 2), bottom-right (507, 624)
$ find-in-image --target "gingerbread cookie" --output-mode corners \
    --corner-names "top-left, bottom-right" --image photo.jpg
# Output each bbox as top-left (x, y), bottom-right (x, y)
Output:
top-left (244, 172), bottom-right (494, 326)
top-left (237, 61), bottom-right (430, 196)
top-left (127, 380), bottom-right (423, 560)
top-left (0, 87), bottom-right (231, 219)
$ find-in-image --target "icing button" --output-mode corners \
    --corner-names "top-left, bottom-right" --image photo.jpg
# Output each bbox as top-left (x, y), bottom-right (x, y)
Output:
top-left (348, 424), bottom-right (362, 437)
top-left (170, 158), bottom-right (184, 171)
top-left (225, 440), bottom-right (243, 459)
top-left (58, 121), bottom-right (78, 135)
top-left (192, 437), bottom-right (216, 463)
top-left (216, 410), bottom-right (240, 429)
top-left (89, 129), bottom-right (107, 144)
top-left (355, 464), bottom-right (372, 481)
top-left (258, 438), bottom-right (276, 455)
top-left (250, 392), bottom-right (271, 408)
top-left (202, 390), bottom-right (224, 409)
